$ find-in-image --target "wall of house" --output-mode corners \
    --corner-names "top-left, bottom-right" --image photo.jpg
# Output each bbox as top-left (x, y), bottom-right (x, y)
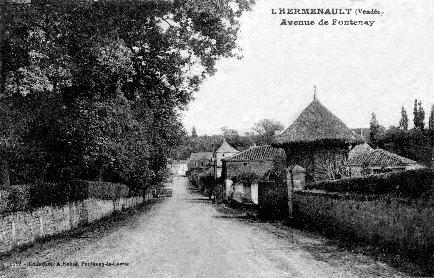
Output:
top-left (187, 159), bottom-right (211, 172)
top-left (284, 145), bottom-right (348, 182)
top-left (292, 190), bottom-right (434, 263)
top-left (224, 161), bottom-right (274, 179)
top-left (0, 191), bottom-right (153, 254)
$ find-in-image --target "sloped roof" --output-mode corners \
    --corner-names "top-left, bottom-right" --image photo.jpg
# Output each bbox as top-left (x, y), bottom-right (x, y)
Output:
top-left (188, 152), bottom-right (213, 161)
top-left (349, 143), bottom-right (373, 159)
top-left (223, 145), bottom-right (285, 162)
top-left (216, 139), bottom-right (238, 153)
top-left (346, 148), bottom-right (419, 167)
top-left (275, 99), bottom-right (363, 145)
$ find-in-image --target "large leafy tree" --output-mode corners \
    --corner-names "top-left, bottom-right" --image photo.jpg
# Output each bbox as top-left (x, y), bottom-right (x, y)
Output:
top-left (0, 0), bottom-right (254, 188)
top-left (252, 118), bottom-right (284, 145)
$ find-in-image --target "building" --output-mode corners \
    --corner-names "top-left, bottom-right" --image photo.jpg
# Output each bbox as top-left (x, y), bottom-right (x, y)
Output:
top-left (348, 142), bottom-right (373, 159)
top-left (187, 152), bottom-right (213, 172)
top-left (221, 145), bottom-right (285, 204)
top-left (213, 139), bottom-right (238, 178)
top-left (273, 94), bottom-right (363, 182)
top-left (167, 160), bottom-right (188, 176)
top-left (346, 148), bottom-right (425, 176)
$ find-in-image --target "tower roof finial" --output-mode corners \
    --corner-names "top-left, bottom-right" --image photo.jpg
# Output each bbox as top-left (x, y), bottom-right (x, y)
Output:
top-left (313, 85), bottom-right (317, 100)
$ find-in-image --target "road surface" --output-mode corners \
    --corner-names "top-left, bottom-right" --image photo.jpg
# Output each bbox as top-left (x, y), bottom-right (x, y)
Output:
top-left (1, 176), bottom-right (413, 278)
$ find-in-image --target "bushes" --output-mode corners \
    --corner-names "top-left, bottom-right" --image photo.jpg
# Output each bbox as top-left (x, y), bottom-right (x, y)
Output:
top-left (187, 168), bottom-right (216, 196)
top-left (29, 181), bottom-right (87, 209)
top-left (79, 180), bottom-right (129, 200)
top-left (0, 180), bottom-right (131, 212)
top-left (293, 191), bottom-right (434, 275)
top-left (306, 169), bottom-right (433, 198)
top-left (7, 185), bottom-right (30, 211)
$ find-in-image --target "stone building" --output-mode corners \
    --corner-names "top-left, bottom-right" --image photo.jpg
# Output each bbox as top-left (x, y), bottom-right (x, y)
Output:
top-left (348, 142), bottom-right (373, 159)
top-left (187, 152), bottom-right (213, 172)
top-left (346, 148), bottom-right (425, 176)
top-left (213, 139), bottom-right (238, 178)
top-left (167, 159), bottom-right (188, 176)
top-left (221, 145), bottom-right (285, 204)
top-left (273, 95), bottom-right (362, 182)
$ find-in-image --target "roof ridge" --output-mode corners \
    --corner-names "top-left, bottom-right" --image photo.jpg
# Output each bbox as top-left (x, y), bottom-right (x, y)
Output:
top-left (275, 97), bottom-right (362, 145)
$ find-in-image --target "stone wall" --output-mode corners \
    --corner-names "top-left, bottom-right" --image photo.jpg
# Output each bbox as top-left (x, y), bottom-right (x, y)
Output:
top-left (0, 191), bottom-right (153, 254)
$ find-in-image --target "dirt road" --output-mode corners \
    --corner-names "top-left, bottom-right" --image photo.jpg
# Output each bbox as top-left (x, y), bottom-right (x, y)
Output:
top-left (1, 176), bottom-right (412, 278)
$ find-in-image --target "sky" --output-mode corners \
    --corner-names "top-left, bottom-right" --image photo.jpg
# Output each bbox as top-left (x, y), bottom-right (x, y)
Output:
top-left (181, 0), bottom-right (434, 136)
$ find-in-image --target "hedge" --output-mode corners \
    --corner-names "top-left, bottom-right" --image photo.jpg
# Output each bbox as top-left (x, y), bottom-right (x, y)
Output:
top-left (306, 168), bottom-right (433, 198)
top-left (187, 168), bottom-right (216, 196)
top-left (0, 180), bottom-right (132, 213)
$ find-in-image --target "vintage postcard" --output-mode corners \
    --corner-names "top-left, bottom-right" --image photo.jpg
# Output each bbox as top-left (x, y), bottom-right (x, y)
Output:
top-left (0, 0), bottom-right (433, 277)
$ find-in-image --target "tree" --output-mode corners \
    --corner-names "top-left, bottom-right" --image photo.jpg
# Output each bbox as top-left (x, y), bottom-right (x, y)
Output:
top-left (418, 101), bottom-right (425, 130)
top-left (413, 99), bottom-right (425, 130)
top-left (429, 105), bottom-right (434, 132)
top-left (221, 127), bottom-right (252, 150)
top-left (369, 112), bottom-right (380, 147)
top-left (252, 119), bottom-right (284, 145)
top-left (413, 99), bottom-right (419, 128)
top-left (399, 106), bottom-right (408, 131)
top-left (191, 126), bottom-right (198, 138)
top-left (0, 0), bottom-right (254, 189)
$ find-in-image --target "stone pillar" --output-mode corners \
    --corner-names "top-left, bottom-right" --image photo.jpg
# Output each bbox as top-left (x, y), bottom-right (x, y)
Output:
top-left (224, 179), bottom-right (233, 202)
top-left (291, 165), bottom-right (306, 190)
top-left (286, 167), bottom-right (294, 219)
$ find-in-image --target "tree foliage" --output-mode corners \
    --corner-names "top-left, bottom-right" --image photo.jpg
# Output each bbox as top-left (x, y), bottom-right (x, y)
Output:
top-left (252, 118), bottom-right (284, 145)
top-left (370, 101), bottom-right (432, 167)
top-left (369, 112), bottom-right (380, 147)
top-left (0, 0), bottom-right (254, 189)
top-left (413, 99), bottom-right (425, 130)
top-left (399, 106), bottom-right (408, 131)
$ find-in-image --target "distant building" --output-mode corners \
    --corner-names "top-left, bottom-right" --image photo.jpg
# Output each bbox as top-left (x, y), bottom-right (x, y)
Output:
top-left (221, 145), bottom-right (285, 204)
top-left (187, 152), bottom-right (213, 172)
top-left (213, 139), bottom-right (238, 178)
top-left (273, 95), bottom-right (363, 182)
top-left (167, 160), bottom-right (188, 176)
top-left (348, 142), bottom-right (373, 159)
top-left (346, 148), bottom-right (425, 176)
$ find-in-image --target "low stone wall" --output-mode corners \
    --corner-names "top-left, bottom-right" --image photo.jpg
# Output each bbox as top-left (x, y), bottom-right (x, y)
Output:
top-left (0, 193), bottom-right (152, 254)
top-left (293, 190), bottom-right (434, 268)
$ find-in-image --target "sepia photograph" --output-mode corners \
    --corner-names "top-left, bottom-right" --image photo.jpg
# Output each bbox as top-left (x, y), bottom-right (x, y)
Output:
top-left (0, 0), bottom-right (433, 277)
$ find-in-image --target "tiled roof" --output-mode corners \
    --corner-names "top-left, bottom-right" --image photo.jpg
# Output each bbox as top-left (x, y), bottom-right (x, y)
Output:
top-left (349, 143), bottom-right (373, 159)
top-left (275, 99), bottom-right (363, 145)
top-left (223, 145), bottom-right (285, 162)
top-left (188, 152), bottom-right (213, 161)
top-left (346, 148), bottom-right (419, 167)
top-left (216, 139), bottom-right (238, 153)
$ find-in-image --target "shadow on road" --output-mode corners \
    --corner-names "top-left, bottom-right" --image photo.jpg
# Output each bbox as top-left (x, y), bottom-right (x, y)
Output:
top-left (184, 197), bottom-right (211, 203)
